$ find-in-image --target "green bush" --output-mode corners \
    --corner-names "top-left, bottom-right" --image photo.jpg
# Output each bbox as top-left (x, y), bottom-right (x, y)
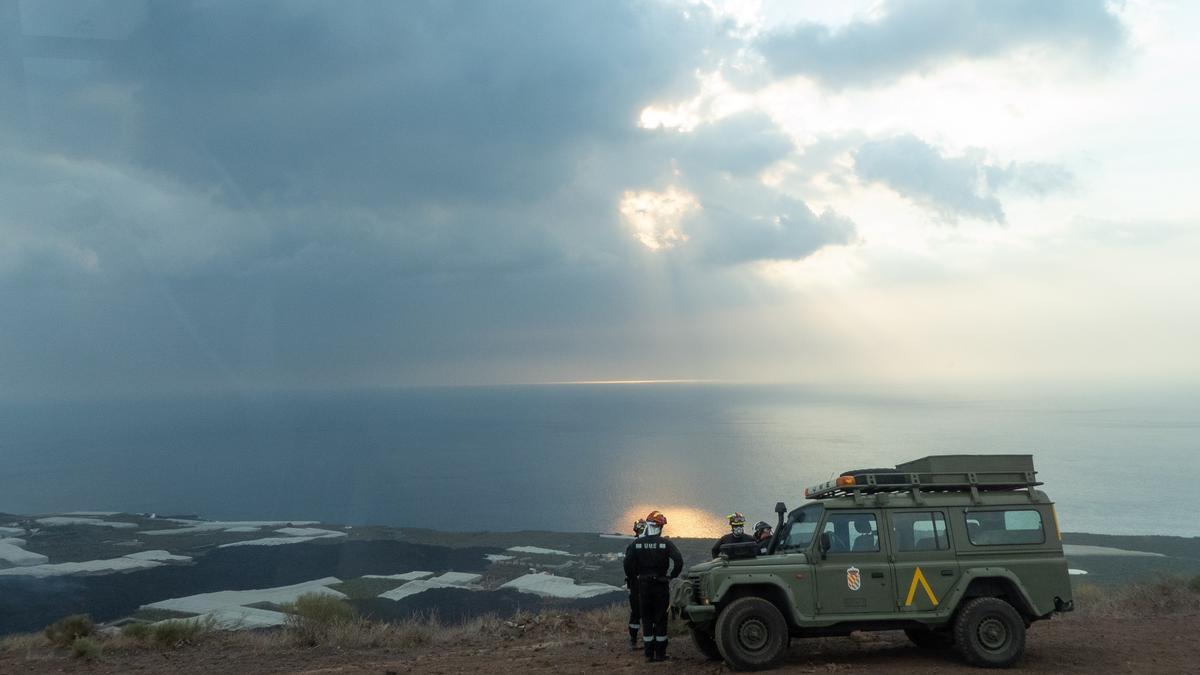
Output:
top-left (121, 622), bottom-right (152, 640)
top-left (1189, 575), bottom-right (1200, 594)
top-left (71, 636), bottom-right (101, 661)
top-left (149, 617), bottom-right (215, 647)
top-left (286, 593), bottom-right (356, 624)
top-left (44, 615), bottom-right (95, 648)
top-left (282, 593), bottom-right (357, 646)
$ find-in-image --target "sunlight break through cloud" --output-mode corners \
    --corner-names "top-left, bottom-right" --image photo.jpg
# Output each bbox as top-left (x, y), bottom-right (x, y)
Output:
top-left (619, 186), bottom-right (700, 251)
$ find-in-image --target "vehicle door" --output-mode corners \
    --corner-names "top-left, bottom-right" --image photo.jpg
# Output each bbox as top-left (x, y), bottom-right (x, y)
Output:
top-left (813, 510), bottom-right (895, 614)
top-left (772, 504), bottom-right (823, 618)
top-left (887, 509), bottom-right (959, 613)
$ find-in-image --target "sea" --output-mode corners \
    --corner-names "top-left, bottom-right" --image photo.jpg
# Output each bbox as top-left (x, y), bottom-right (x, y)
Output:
top-left (1, 384), bottom-right (1197, 538)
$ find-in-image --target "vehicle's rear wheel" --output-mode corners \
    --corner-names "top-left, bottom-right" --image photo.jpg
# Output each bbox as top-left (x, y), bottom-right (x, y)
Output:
top-left (953, 597), bottom-right (1026, 668)
top-left (714, 597), bottom-right (788, 671)
top-left (690, 625), bottom-right (722, 660)
top-left (905, 627), bottom-right (954, 649)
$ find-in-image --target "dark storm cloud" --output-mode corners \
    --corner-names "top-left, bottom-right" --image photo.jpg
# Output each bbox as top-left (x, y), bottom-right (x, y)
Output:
top-left (112, 1), bottom-right (723, 207)
top-left (0, 0), bottom-right (862, 395)
top-left (758, 0), bottom-right (1126, 87)
top-left (853, 134), bottom-right (1071, 224)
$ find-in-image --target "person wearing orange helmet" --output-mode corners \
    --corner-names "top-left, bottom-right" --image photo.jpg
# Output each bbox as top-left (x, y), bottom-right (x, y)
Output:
top-left (623, 510), bottom-right (684, 662)
top-left (623, 519), bottom-right (647, 649)
top-left (711, 511), bottom-right (754, 558)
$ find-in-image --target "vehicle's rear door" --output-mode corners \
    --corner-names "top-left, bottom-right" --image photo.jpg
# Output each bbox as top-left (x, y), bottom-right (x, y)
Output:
top-left (887, 509), bottom-right (960, 613)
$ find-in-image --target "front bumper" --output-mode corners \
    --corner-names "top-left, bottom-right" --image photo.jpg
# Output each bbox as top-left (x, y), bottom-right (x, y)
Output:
top-left (683, 604), bottom-right (717, 623)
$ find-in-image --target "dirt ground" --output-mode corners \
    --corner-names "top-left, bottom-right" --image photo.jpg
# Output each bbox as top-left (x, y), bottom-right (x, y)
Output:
top-left (1, 613), bottom-right (1196, 675)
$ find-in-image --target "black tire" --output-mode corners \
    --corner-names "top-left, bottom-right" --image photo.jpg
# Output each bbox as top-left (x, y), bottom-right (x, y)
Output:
top-left (953, 597), bottom-right (1026, 668)
top-left (714, 597), bottom-right (789, 671)
top-left (905, 627), bottom-right (954, 649)
top-left (690, 626), bottom-right (722, 660)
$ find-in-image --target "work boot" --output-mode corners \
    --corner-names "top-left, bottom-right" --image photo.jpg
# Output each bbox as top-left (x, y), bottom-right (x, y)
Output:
top-left (643, 640), bottom-right (654, 661)
top-left (629, 627), bottom-right (639, 649)
top-left (654, 638), bottom-right (670, 662)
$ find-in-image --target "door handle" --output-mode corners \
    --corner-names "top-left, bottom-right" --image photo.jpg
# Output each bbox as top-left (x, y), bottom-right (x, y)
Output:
top-left (940, 569), bottom-right (954, 576)
top-left (870, 572), bottom-right (884, 579)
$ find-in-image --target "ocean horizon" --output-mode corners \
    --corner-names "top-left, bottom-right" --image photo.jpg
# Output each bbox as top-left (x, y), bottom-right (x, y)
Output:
top-left (2, 384), bottom-right (1197, 538)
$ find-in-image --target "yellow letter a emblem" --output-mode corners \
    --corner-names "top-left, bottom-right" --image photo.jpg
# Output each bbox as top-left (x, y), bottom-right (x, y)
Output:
top-left (904, 567), bottom-right (939, 607)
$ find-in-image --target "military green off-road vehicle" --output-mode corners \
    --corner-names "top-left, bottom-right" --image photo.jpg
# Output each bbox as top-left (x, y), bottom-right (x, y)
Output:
top-left (682, 455), bottom-right (1073, 670)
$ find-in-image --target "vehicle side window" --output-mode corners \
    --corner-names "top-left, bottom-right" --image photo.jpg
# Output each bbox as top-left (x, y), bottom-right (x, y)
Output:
top-left (892, 511), bottom-right (949, 552)
top-left (965, 509), bottom-right (1045, 546)
top-left (821, 513), bottom-right (879, 553)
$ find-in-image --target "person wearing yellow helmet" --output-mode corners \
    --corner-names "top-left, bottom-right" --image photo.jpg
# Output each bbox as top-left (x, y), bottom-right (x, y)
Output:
top-left (623, 510), bottom-right (683, 662)
top-left (711, 511), bottom-right (755, 558)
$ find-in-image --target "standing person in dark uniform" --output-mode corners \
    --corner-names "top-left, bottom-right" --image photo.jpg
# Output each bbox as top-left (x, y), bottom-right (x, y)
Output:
top-left (623, 519), bottom-right (647, 649)
top-left (753, 520), bottom-right (773, 553)
top-left (711, 512), bottom-right (754, 558)
top-left (623, 510), bottom-right (683, 662)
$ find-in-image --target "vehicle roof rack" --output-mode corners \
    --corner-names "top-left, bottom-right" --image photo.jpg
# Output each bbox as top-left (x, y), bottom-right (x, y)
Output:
top-left (804, 454), bottom-right (1040, 500)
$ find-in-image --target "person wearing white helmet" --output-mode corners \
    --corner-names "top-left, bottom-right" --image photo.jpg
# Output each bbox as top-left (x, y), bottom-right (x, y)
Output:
top-left (623, 510), bottom-right (683, 662)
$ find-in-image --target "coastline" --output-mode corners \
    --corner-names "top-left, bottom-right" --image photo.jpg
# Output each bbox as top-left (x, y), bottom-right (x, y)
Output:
top-left (3, 511), bottom-right (1199, 637)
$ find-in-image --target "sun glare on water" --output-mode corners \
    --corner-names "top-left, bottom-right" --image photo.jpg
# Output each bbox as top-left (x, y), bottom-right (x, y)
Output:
top-left (614, 504), bottom-right (727, 538)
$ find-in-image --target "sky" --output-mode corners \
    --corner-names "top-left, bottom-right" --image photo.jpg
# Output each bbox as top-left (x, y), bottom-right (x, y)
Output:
top-left (1, 0), bottom-right (1198, 397)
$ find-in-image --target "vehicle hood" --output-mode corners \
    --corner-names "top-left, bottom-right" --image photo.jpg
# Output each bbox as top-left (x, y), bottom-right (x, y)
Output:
top-left (687, 553), bottom-right (806, 575)
top-left (686, 559), bottom-right (723, 574)
top-left (727, 553), bottom-right (806, 567)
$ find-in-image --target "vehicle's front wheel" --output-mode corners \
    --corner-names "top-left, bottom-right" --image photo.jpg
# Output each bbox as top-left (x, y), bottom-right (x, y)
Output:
top-left (952, 597), bottom-right (1026, 668)
top-left (690, 625), bottom-right (722, 660)
top-left (714, 597), bottom-right (788, 671)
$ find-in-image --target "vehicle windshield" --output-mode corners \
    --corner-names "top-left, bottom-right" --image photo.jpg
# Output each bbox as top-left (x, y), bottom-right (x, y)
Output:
top-left (776, 504), bottom-right (824, 553)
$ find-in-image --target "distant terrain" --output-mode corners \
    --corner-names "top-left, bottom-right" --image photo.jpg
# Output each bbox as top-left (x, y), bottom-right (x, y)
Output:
top-left (2, 510), bottom-right (1199, 639)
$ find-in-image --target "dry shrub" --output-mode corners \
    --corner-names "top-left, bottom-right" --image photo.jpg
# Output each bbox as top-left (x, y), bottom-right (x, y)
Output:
top-left (43, 615), bottom-right (95, 648)
top-left (282, 593), bottom-right (358, 647)
top-left (120, 622), bottom-right (152, 640)
top-left (1190, 576), bottom-right (1200, 594)
top-left (70, 636), bottom-right (101, 661)
top-left (1076, 577), bottom-right (1200, 617)
top-left (0, 633), bottom-right (48, 656)
top-left (149, 616), bottom-right (217, 647)
top-left (449, 613), bottom-right (505, 641)
top-left (281, 593), bottom-right (442, 650)
top-left (285, 593), bottom-right (356, 625)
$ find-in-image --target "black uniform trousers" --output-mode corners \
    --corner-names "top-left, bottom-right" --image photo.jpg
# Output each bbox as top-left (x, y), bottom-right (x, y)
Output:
top-left (637, 575), bottom-right (671, 643)
top-left (628, 582), bottom-right (641, 631)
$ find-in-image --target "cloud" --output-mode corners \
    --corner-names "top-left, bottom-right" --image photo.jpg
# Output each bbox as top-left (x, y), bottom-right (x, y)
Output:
top-left (0, 1), bottom-right (866, 394)
top-left (0, 151), bottom-right (269, 281)
top-left (620, 186), bottom-right (698, 251)
top-left (107, 1), bottom-right (730, 208)
top-left (758, 0), bottom-right (1126, 87)
top-left (853, 134), bottom-right (1070, 224)
top-left (617, 112), bottom-right (857, 264)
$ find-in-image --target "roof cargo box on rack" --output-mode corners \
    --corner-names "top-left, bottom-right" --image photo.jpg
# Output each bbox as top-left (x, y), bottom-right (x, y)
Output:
top-left (895, 453), bottom-right (1034, 475)
top-left (806, 454), bottom-right (1041, 500)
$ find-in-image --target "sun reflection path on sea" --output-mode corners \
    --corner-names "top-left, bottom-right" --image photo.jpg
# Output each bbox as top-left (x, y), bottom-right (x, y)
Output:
top-left (613, 504), bottom-right (726, 538)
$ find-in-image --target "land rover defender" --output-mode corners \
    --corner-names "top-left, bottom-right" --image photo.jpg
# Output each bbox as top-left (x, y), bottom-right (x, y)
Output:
top-left (682, 454), bottom-right (1073, 670)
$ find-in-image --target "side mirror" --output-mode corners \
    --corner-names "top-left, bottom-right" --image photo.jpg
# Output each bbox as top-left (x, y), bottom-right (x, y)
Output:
top-left (819, 532), bottom-right (832, 560)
